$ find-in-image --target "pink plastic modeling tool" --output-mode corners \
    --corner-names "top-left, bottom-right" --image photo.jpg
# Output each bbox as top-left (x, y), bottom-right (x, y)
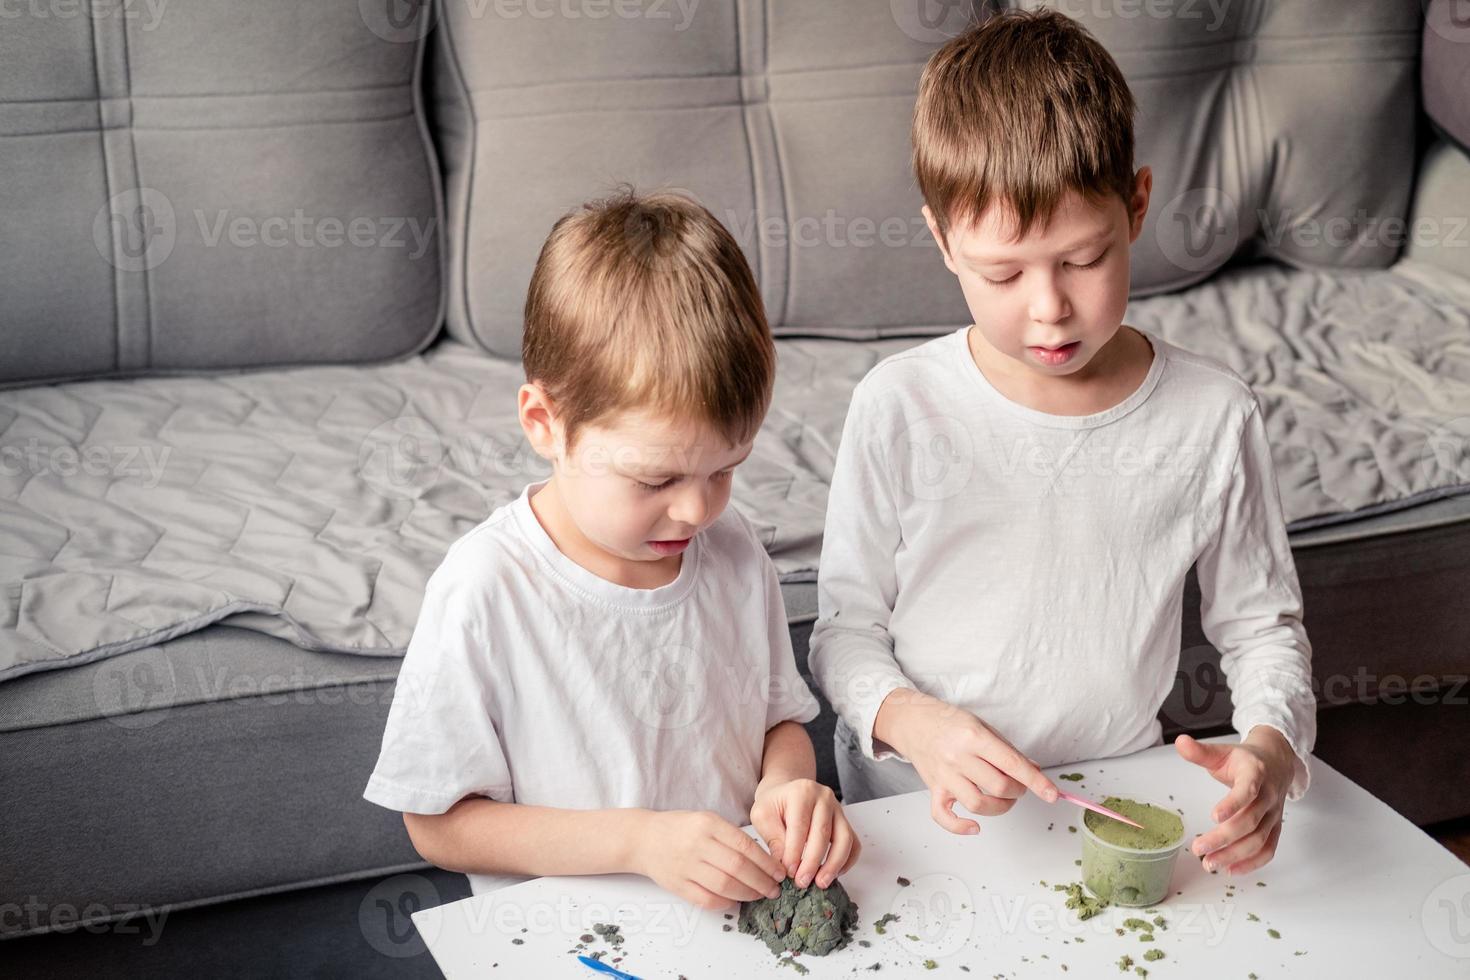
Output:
top-left (1055, 789), bottom-right (1145, 829)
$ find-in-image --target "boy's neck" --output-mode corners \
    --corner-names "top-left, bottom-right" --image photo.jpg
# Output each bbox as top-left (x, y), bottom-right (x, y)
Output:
top-left (527, 480), bottom-right (684, 591)
top-left (966, 325), bottom-right (1153, 417)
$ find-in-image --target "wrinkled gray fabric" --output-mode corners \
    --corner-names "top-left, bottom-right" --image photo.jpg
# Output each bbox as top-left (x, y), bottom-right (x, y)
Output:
top-left (3, 260), bottom-right (1469, 680)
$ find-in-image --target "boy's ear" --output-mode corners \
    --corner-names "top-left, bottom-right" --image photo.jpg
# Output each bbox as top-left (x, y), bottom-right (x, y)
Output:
top-left (922, 205), bottom-right (960, 276)
top-left (1127, 166), bottom-right (1153, 243)
top-left (518, 382), bottom-right (563, 461)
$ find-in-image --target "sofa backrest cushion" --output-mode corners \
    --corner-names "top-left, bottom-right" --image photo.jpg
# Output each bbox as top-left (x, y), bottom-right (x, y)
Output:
top-left (432, 0), bottom-right (1423, 357)
top-left (0, 0), bottom-right (444, 387)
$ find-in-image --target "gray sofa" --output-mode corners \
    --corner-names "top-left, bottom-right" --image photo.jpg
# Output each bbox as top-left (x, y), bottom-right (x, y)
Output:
top-left (3, 1), bottom-right (1469, 976)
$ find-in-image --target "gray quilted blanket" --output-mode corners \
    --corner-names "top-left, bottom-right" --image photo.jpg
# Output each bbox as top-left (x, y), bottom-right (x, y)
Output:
top-left (3, 259), bottom-right (1469, 680)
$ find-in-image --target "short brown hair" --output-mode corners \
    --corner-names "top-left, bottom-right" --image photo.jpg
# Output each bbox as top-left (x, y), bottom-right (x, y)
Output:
top-left (523, 187), bottom-right (774, 451)
top-left (912, 8), bottom-right (1137, 245)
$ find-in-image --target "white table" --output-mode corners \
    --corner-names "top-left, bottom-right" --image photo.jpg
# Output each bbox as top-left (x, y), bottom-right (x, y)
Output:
top-left (412, 736), bottom-right (1470, 979)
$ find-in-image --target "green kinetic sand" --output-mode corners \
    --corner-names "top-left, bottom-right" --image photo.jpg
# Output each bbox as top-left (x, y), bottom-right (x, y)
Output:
top-left (739, 878), bottom-right (859, 956)
top-left (1081, 797), bottom-right (1185, 907)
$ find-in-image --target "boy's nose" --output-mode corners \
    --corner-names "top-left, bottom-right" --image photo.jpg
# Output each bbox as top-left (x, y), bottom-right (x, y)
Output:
top-left (667, 485), bottom-right (710, 529)
top-left (1028, 280), bottom-right (1071, 324)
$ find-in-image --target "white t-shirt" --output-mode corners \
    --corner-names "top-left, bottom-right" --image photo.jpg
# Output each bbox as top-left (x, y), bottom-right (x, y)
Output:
top-left (364, 481), bottom-right (819, 895)
top-left (809, 327), bottom-right (1316, 800)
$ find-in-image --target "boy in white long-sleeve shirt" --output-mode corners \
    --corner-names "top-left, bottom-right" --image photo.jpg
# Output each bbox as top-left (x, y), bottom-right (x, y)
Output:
top-left (809, 9), bottom-right (1316, 878)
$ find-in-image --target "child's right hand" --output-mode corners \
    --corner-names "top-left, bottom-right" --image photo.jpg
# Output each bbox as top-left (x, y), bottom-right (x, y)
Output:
top-left (875, 689), bottom-right (1060, 834)
top-left (632, 810), bottom-right (787, 911)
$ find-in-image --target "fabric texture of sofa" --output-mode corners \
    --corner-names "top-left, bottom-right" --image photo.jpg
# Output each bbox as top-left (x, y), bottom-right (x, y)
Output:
top-left (2, 3), bottom-right (1468, 975)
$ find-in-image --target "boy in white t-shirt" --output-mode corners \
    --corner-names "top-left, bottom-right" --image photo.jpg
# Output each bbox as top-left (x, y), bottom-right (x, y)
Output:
top-left (811, 10), bottom-right (1316, 878)
top-left (365, 189), bottom-right (860, 908)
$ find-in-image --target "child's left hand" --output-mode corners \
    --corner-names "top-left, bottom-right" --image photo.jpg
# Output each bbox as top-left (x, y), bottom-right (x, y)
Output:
top-left (751, 777), bottom-right (861, 890)
top-left (1175, 728), bottom-right (1297, 875)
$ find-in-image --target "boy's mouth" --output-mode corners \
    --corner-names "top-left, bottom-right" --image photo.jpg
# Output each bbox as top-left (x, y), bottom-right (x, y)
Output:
top-left (648, 537), bottom-right (692, 556)
top-left (1027, 340), bottom-right (1081, 366)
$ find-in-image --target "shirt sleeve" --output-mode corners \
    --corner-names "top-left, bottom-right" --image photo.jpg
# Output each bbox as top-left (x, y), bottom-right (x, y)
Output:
top-left (807, 379), bottom-right (917, 762)
top-left (1196, 399), bottom-right (1317, 801)
top-left (363, 564), bottom-right (515, 814)
top-left (758, 543), bottom-right (821, 730)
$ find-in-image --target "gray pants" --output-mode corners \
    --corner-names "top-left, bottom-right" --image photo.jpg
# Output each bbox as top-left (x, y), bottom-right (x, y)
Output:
top-left (833, 716), bottom-right (928, 804)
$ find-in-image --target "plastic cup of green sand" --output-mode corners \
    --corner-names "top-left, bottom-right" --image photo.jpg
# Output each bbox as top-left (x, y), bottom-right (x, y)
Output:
top-left (1080, 796), bottom-right (1186, 907)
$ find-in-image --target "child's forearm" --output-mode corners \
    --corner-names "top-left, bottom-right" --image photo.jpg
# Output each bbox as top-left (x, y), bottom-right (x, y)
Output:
top-left (758, 720), bottom-right (817, 787)
top-left (404, 799), bottom-right (650, 879)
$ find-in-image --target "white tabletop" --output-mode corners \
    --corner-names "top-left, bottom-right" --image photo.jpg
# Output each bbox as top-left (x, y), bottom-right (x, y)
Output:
top-left (412, 736), bottom-right (1470, 979)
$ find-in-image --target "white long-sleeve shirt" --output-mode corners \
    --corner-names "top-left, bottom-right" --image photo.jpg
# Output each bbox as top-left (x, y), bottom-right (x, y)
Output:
top-left (809, 327), bottom-right (1315, 799)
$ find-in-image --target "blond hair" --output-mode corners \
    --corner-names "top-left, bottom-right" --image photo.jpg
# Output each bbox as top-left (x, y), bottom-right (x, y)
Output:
top-left (912, 8), bottom-right (1137, 245)
top-left (523, 187), bottom-right (774, 450)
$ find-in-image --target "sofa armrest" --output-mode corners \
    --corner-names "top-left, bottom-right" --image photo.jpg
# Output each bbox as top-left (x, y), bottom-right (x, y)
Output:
top-left (1403, 138), bottom-right (1470, 283)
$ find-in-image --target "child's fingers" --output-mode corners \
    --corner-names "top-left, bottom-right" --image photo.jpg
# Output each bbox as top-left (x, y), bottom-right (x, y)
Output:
top-left (693, 859), bottom-right (771, 903)
top-left (960, 757), bottom-right (1027, 800)
top-left (978, 734), bottom-right (1058, 802)
top-left (714, 820), bottom-right (787, 884)
top-left (778, 805), bottom-right (811, 876)
top-left (815, 819), bottom-right (855, 889)
top-left (677, 878), bottom-right (735, 912)
top-left (1226, 821), bottom-right (1282, 877)
top-left (794, 805), bottom-right (833, 888)
top-left (1175, 734), bottom-right (1233, 784)
top-left (1198, 808), bottom-right (1278, 872)
top-left (837, 831), bottom-right (862, 877)
top-left (930, 786), bottom-right (980, 835)
top-left (1210, 768), bottom-right (1263, 824)
top-left (1193, 795), bottom-right (1268, 860)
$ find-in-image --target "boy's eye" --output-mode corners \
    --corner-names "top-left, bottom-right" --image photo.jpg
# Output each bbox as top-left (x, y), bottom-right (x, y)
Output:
top-left (1068, 247), bottom-right (1109, 270)
top-left (982, 271), bottom-right (1020, 287)
top-left (634, 478), bottom-right (671, 493)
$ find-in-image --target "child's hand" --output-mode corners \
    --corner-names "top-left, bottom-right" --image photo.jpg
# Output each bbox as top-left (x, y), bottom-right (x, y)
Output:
top-left (750, 777), bottom-right (861, 890)
top-left (877, 689), bottom-right (1059, 835)
top-left (1175, 729), bottom-right (1296, 875)
top-left (633, 810), bottom-right (787, 911)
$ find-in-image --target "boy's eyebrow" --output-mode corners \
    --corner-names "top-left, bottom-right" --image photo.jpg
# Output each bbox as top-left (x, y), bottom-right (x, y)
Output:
top-left (961, 228), bottom-right (1112, 264)
top-left (622, 448), bottom-right (754, 479)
